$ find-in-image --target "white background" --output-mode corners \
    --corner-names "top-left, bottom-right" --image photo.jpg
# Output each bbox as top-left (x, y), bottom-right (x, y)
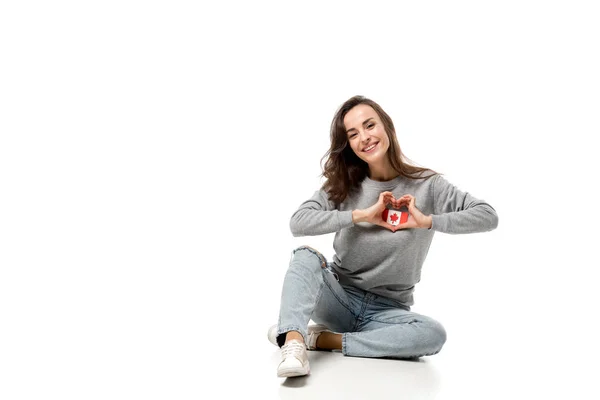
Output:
top-left (1, 1), bottom-right (599, 399)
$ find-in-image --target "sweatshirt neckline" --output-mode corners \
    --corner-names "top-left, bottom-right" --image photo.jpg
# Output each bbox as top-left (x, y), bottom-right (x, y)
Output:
top-left (362, 175), bottom-right (405, 190)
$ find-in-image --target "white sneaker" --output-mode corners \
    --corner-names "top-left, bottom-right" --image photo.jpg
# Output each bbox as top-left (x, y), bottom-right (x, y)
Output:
top-left (277, 340), bottom-right (310, 378)
top-left (267, 324), bottom-right (332, 350)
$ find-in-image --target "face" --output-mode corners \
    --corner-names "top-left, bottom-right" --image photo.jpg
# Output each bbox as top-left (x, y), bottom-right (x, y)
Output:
top-left (344, 104), bottom-right (390, 165)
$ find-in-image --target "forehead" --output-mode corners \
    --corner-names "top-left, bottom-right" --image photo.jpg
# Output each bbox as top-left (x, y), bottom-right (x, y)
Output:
top-left (343, 104), bottom-right (378, 129)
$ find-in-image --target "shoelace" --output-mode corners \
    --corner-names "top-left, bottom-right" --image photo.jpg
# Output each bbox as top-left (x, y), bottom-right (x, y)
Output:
top-left (281, 341), bottom-right (305, 358)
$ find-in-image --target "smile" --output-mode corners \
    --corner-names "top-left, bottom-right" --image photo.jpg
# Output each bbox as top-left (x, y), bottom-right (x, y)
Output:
top-left (363, 142), bottom-right (378, 153)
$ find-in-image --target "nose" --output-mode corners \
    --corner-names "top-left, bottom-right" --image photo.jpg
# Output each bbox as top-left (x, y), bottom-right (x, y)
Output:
top-left (359, 130), bottom-right (371, 143)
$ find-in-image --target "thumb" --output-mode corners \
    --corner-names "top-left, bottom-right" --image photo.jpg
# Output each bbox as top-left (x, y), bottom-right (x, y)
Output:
top-left (375, 219), bottom-right (395, 232)
top-left (407, 195), bottom-right (416, 210)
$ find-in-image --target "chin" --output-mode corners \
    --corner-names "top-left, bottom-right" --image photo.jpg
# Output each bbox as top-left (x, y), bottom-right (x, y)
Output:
top-left (363, 153), bottom-right (384, 164)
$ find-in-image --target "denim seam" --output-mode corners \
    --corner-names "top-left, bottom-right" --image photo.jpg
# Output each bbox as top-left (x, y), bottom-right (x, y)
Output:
top-left (352, 293), bottom-right (374, 331)
top-left (311, 276), bottom-right (326, 322)
top-left (322, 274), bottom-right (357, 320)
top-left (362, 317), bottom-right (421, 325)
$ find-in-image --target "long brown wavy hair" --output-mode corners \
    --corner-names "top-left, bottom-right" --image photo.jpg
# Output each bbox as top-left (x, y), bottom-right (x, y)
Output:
top-left (321, 95), bottom-right (439, 205)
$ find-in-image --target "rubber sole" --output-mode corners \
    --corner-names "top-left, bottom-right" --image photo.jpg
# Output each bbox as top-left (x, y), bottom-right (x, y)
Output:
top-left (277, 364), bottom-right (310, 378)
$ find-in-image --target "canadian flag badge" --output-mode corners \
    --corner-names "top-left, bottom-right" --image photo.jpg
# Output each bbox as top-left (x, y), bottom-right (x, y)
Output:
top-left (381, 209), bottom-right (409, 226)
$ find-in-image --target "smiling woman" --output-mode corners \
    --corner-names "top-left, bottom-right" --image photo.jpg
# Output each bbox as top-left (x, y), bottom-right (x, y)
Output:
top-left (322, 96), bottom-right (438, 206)
top-left (346, 107), bottom-right (394, 177)
top-left (268, 95), bottom-right (499, 379)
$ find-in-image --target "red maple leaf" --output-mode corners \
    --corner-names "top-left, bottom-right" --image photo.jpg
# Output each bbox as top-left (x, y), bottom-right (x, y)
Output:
top-left (390, 212), bottom-right (399, 223)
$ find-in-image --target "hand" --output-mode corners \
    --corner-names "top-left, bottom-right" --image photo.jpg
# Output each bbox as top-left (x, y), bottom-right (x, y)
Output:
top-left (392, 194), bottom-right (432, 231)
top-left (353, 191), bottom-right (397, 232)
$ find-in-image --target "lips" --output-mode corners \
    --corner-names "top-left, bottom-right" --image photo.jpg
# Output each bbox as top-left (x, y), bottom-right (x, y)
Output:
top-left (363, 142), bottom-right (378, 152)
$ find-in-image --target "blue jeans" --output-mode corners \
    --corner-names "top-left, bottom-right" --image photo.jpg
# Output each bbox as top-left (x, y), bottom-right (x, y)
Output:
top-left (276, 246), bottom-right (447, 358)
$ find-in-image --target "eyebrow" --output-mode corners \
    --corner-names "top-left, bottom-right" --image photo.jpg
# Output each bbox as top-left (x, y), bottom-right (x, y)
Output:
top-left (346, 118), bottom-right (375, 134)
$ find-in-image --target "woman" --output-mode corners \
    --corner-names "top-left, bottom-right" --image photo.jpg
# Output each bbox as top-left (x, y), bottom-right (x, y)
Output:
top-left (269, 95), bottom-right (498, 378)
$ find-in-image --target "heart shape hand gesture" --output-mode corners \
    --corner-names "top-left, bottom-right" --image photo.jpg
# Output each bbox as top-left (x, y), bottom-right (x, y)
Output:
top-left (355, 191), bottom-right (432, 232)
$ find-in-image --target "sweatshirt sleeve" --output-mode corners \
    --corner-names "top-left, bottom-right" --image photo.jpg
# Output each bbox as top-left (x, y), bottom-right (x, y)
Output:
top-left (430, 174), bottom-right (499, 234)
top-left (290, 189), bottom-right (355, 237)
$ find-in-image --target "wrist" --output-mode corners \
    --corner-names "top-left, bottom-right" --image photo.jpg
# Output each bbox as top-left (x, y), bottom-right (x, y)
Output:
top-left (352, 209), bottom-right (366, 223)
top-left (426, 215), bottom-right (433, 229)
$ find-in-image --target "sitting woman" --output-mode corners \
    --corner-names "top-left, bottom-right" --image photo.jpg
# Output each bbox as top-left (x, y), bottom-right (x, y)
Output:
top-left (268, 95), bottom-right (499, 378)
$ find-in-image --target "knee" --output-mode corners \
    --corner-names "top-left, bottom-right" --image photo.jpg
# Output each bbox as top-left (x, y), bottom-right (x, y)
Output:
top-left (290, 246), bottom-right (327, 269)
top-left (425, 321), bottom-right (447, 354)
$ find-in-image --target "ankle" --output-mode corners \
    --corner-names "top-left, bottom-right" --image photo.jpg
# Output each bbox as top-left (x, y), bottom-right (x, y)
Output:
top-left (315, 331), bottom-right (342, 350)
top-left (285, 331), bottom-right (304, 345)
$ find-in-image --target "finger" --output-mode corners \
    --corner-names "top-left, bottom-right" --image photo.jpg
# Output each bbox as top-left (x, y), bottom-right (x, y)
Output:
top-left (393, 223), bottom-right (406, 231)
top-left (394, 222), bottom-right (412, 230)
top-left (394, 199), bottom-right (409, 208)
top-left (407, 195), bottom-right (416, 210)
top-left (376, 220), bottom-right (396, 232)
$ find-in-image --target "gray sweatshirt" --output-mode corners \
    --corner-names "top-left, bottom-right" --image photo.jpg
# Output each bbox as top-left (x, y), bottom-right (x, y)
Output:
top-left (290, 173), bottom-right (498, 306)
